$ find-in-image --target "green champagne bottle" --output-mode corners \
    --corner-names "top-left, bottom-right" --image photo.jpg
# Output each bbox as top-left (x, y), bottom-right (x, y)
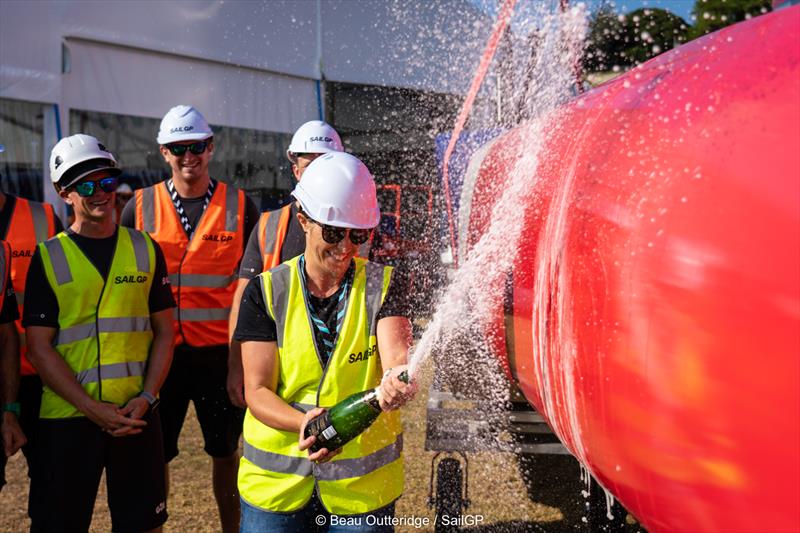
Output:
top-left (304, 371), bottom-right (409, 453)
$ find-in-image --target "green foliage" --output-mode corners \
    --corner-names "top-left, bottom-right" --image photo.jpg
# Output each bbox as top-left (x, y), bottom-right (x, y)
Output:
top-left (583, 6), bottom-right (689, 73)
top-left (583, 4), bottom-right (625, 72)
top-left (690, 0), bottom-right (772, 38)
top-left (583, 0), bottom-right (773, 75)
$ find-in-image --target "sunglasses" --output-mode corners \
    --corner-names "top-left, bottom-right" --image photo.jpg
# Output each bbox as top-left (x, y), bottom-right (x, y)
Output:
top-left (306, 216), bottom-right (371, 245)
top-left (166, 141), bottom-right (209, 157)
top-left (72, 177), bottom-right (120, 197)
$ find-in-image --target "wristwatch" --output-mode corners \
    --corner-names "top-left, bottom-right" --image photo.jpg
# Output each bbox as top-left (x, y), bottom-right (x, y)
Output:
top-left (138, 391), bottom-right (159, 410)
top-left (2, 402), bottom-right (21, 417)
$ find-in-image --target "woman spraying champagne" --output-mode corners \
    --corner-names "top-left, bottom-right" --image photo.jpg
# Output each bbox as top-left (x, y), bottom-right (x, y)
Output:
top-left (233, 151), bottom-right (416, 532)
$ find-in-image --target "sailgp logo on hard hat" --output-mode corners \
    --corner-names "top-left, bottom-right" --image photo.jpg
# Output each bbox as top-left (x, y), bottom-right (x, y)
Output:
top-left (170, 126), bottom-right (194, 134)
top-left (310, 136), bottom-right (332, 143)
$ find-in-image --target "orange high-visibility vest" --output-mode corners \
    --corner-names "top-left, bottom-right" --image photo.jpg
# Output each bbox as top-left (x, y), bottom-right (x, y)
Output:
top-left (4, 197), bottom-right (58, 375)
top-left (134, 181), bottom-right (246, 347)
top-left (0, 240), bottom-right (10, 314)
top-left (257, 205), bottom-right (292, 271)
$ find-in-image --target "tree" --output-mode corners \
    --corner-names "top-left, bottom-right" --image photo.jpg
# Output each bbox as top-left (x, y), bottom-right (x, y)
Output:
top-left (619, 8), bottom-right (690, 66)
top-left (690, 0), bottom-right (772, 38)
top-left (583, 4), bottom-right (626, 73)
top-left (583, 6), bottom-right (690, 73)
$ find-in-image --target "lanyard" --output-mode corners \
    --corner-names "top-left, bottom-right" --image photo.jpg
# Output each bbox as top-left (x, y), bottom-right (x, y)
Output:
top-left (166, 178), bottom-right (215, 239)
top-left (298, 255), bottom-right (350, 362)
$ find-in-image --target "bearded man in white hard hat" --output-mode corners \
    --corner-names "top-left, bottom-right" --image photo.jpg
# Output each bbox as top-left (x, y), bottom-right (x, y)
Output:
top-left (120, 105), bottom-right (260, 533)
top-left (24, 134), bottom-right (175, 532)
top-left (233, 152), bottom-right (415, 530)
top-left (226, 120), bottom-right (346, 409)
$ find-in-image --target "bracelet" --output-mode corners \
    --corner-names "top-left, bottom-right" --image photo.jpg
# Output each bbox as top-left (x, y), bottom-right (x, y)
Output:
top-left (138, 391), bottom-right (157, 405)
top-left (3, 402), bottom-right (21, 417)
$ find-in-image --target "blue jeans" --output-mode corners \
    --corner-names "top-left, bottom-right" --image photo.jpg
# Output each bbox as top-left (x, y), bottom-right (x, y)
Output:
top-left (240, 494), bottom-right (395, 533)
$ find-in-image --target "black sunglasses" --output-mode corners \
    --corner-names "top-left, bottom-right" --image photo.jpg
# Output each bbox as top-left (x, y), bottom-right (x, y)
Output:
top-left (305, 216), bottom-right (371, 245)
top-left (166, 141), bottom-right (209, 157)
top-left (72, 177), bottom-right (120, 197)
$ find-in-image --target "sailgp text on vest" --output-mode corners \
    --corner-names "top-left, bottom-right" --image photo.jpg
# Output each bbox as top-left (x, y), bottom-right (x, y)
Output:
top-left (115, 275), bottom-right (149, 284)
top-left (348, 344), bottom-right (378, 364)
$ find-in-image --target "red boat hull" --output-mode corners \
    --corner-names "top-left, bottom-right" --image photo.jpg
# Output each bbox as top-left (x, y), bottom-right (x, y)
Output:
top-left (461, 8), bottom-right (800, 532)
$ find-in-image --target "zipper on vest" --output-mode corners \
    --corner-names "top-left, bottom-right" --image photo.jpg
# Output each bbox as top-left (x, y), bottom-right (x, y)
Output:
top-left (176, 246), bottom-right (189, 346)
top-left (93, 231), bottom-right (120, 402)
top-left (173, 183), bottom-right (216, 347)
top-left (310, 265), bottom-right (353, 409)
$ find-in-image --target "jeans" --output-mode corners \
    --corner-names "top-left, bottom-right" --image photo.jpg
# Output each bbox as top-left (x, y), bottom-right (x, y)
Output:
top-left (240, 494), bottom-right (395, 533)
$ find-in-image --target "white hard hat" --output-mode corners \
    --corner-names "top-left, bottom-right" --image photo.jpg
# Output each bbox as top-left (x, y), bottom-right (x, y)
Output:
top-left (157, 105), bottom-right (213, 145)
top-left (50, 134), bottom-right (121, 188)
top-left (286, 120), bottom-right (344, 161)
top-left (291, 152), bottom-right (380, 229)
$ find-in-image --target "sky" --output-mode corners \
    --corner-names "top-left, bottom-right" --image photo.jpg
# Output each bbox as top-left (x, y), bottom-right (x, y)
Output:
top-left (470, 0), bottom-right (698, 23)
top-left (584, 0), bottom-right (696, 21)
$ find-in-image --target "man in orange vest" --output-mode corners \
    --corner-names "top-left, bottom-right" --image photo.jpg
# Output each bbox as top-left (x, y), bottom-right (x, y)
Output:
top-left (226, 121), bottom-right (345, 408)
top-left (0, 190), bottom-right (61, 491)
top-left (121, 105), bottom-right (259, 533)
top-left (1, 239), bottom-right (25, 492)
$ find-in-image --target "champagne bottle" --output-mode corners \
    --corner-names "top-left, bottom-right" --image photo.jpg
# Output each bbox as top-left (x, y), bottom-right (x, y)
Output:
top-left (304, 371), bottom-right (409, 453)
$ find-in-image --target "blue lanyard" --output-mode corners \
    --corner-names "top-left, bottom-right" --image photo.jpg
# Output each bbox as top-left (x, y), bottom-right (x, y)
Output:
top-left (298, 255), bottom-right (350, 362)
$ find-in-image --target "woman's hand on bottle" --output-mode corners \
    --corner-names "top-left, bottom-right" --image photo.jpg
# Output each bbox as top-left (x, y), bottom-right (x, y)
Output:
top-left (298, 407), bottom-right (341, 463)
top-left (379, 365), bottom-right (417, 411)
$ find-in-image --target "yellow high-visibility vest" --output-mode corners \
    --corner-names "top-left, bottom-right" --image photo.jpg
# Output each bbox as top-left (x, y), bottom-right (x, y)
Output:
top-left (37, 228), bottom-right (156, 419)
top-left (239, 256), bottom-right (403, 515)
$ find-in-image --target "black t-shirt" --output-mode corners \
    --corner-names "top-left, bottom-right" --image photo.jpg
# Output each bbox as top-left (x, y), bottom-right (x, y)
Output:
top-left (0, 266), bottom-right (19, 324)
top-left (234, 260), bottom-right (412, 348)
top-left (0, 194), bottom-right (64, 239)
top-left (22, 228), bottom-right (175, 328)
top-left (119, 180), bottom-right (260, 250)
top-left (238, 203), bottom-right (306, 280)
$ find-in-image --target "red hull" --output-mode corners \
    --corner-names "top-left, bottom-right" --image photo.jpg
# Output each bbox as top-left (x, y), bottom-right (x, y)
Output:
top-left (462, 8), bottom-right (800, 532)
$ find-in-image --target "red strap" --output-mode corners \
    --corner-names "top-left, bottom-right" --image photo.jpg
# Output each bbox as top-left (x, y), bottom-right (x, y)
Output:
top-left (440, 0), bottom-right (518, 267)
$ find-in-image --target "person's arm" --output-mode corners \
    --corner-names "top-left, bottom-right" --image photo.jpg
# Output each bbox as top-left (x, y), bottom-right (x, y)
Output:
top-left (118, 308), bottom-right (174, 421)
top-left (241, 340), bottom-right (301, 432)
top-left (241, 339), bottom-right (337, 462)
top-left (226, 278), bottom-right (249, 408)
top-left (376, 316), bottom-right (417, 411)
top-left (1, 321), bottom-right (25, 457)
top-left (26, 326), bottom-right (147, 434)
top-left (228, 222), bottom-right (267, 408)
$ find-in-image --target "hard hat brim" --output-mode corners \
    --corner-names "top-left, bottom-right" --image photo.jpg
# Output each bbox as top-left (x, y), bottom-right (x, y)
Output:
top-left (157, 132), bottom-right (213, 145)
top-left (59, 161), bottom-right (122, 189)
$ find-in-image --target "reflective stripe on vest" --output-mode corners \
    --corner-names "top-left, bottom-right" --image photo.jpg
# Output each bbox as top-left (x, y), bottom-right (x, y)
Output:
top-left (76, 360), bottom-right (147, 385)
top-left (38, 228), bottom-right (155, 419)
top-left (243, 434), bottom-right (403, 480)
top-left (168, 273), bottom-right (236, 288)
top-left (55, 317), bottom-right (151, 345)
top-left (135, 181), bottom-right (245, 347)
top-left (4, 197), bottom-right (58, 376)
top-left (238, 256), bottom-right (403, 515)
top-left (258, 206), bottom-right (292, 272)
top-left (175, 307), bottom-right (231, 321)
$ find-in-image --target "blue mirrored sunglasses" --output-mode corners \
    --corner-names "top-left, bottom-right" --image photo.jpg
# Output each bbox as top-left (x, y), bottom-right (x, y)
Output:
top-left (72, 177), bottom-right (120, 197)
